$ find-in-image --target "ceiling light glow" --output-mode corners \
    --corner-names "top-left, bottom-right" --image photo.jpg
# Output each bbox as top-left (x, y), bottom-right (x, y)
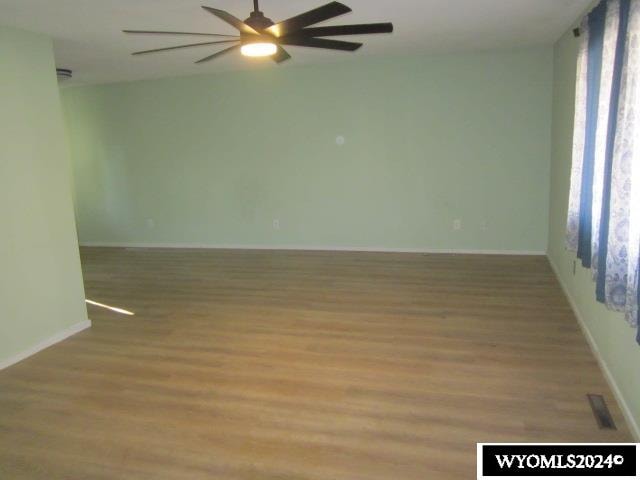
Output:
top-left (241, 42), bottom-right (277, 57)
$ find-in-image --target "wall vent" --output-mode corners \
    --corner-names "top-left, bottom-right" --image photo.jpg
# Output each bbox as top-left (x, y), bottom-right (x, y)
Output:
top-left (56, 68), bottom-right (72, 82)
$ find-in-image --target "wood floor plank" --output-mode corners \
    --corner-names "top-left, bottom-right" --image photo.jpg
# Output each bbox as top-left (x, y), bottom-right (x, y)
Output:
top-left (0, 248), bottom-right (632, 479)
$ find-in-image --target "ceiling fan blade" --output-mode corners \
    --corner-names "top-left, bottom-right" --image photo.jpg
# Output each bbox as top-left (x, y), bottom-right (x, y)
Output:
top-left (123, 30), bottom-right (239, 38)
top-left (201, 6), bottom-right (259, 35)
top-left (132, 40), bottom-right (238, 55)
top-left (195, 44), bottom-right (241, 63)
top-left (266, 2), bottom-right (352, 38)
top-left (280, 37), bottom-right (362, 51)
top-left (290, 23), bottom-right (393, 37)
top-left (272, 46), bottom-right (292, 63)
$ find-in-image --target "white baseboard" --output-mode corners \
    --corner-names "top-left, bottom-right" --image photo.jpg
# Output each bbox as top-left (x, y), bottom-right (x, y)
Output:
top-left (547, 255), bottom-right (640, 441)
top-left (79, 242), bottom-right (545, 256)
top-left (0, 319), bottom-right (92, 371)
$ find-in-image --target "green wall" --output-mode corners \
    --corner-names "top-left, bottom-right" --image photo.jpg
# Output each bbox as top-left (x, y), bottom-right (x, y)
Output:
top-left (0, 26), bottom-right (88, 366)
top-left (548, 30), bottom-right (640, 438)
top-left (63, 48), bottom-right (552, 252)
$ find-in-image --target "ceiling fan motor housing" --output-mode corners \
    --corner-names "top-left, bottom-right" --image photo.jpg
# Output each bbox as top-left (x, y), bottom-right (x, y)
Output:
top-left (244, 11), bottom-right (274, 32)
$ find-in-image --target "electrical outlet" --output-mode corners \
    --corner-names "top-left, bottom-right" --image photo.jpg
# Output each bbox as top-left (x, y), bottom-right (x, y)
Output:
top-left (273, 219), bottom-right (280, 230)
top-left (453, 219), bottom-right (462, 231)
top-left (480, 220), bottom-right (488, 231)
top-left (146, 218), bottom-right (155, 229)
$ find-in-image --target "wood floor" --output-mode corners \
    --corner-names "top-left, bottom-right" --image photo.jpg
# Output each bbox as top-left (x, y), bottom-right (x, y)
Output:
top-left (0, 248), bottom-right (632, 479)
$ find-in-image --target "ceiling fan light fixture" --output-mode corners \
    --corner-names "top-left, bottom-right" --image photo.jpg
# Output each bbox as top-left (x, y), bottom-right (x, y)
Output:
top-left (125, 2), bottom-right (393, 64)
top-left (240, 42), bottom-right (277, 57)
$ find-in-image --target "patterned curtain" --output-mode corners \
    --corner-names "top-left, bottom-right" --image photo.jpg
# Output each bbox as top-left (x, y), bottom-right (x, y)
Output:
top-left (566, 0), bottom-right (640, 344)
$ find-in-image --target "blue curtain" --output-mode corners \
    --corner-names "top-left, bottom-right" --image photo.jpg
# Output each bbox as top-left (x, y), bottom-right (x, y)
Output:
top-left (577, 2), bottom-right (606, 269)
top-left (595, 0), bottom-right (630, 303)
top-left (566, 0), bottom-right (640, 343)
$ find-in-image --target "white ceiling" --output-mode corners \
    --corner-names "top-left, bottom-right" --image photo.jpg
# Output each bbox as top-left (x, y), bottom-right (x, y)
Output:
top-left (0, 0), bottom-right (592, 86)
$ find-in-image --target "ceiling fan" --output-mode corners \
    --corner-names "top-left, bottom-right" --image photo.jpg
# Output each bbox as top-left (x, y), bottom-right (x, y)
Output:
top-left (123, 1), bottom-right (393, 64)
